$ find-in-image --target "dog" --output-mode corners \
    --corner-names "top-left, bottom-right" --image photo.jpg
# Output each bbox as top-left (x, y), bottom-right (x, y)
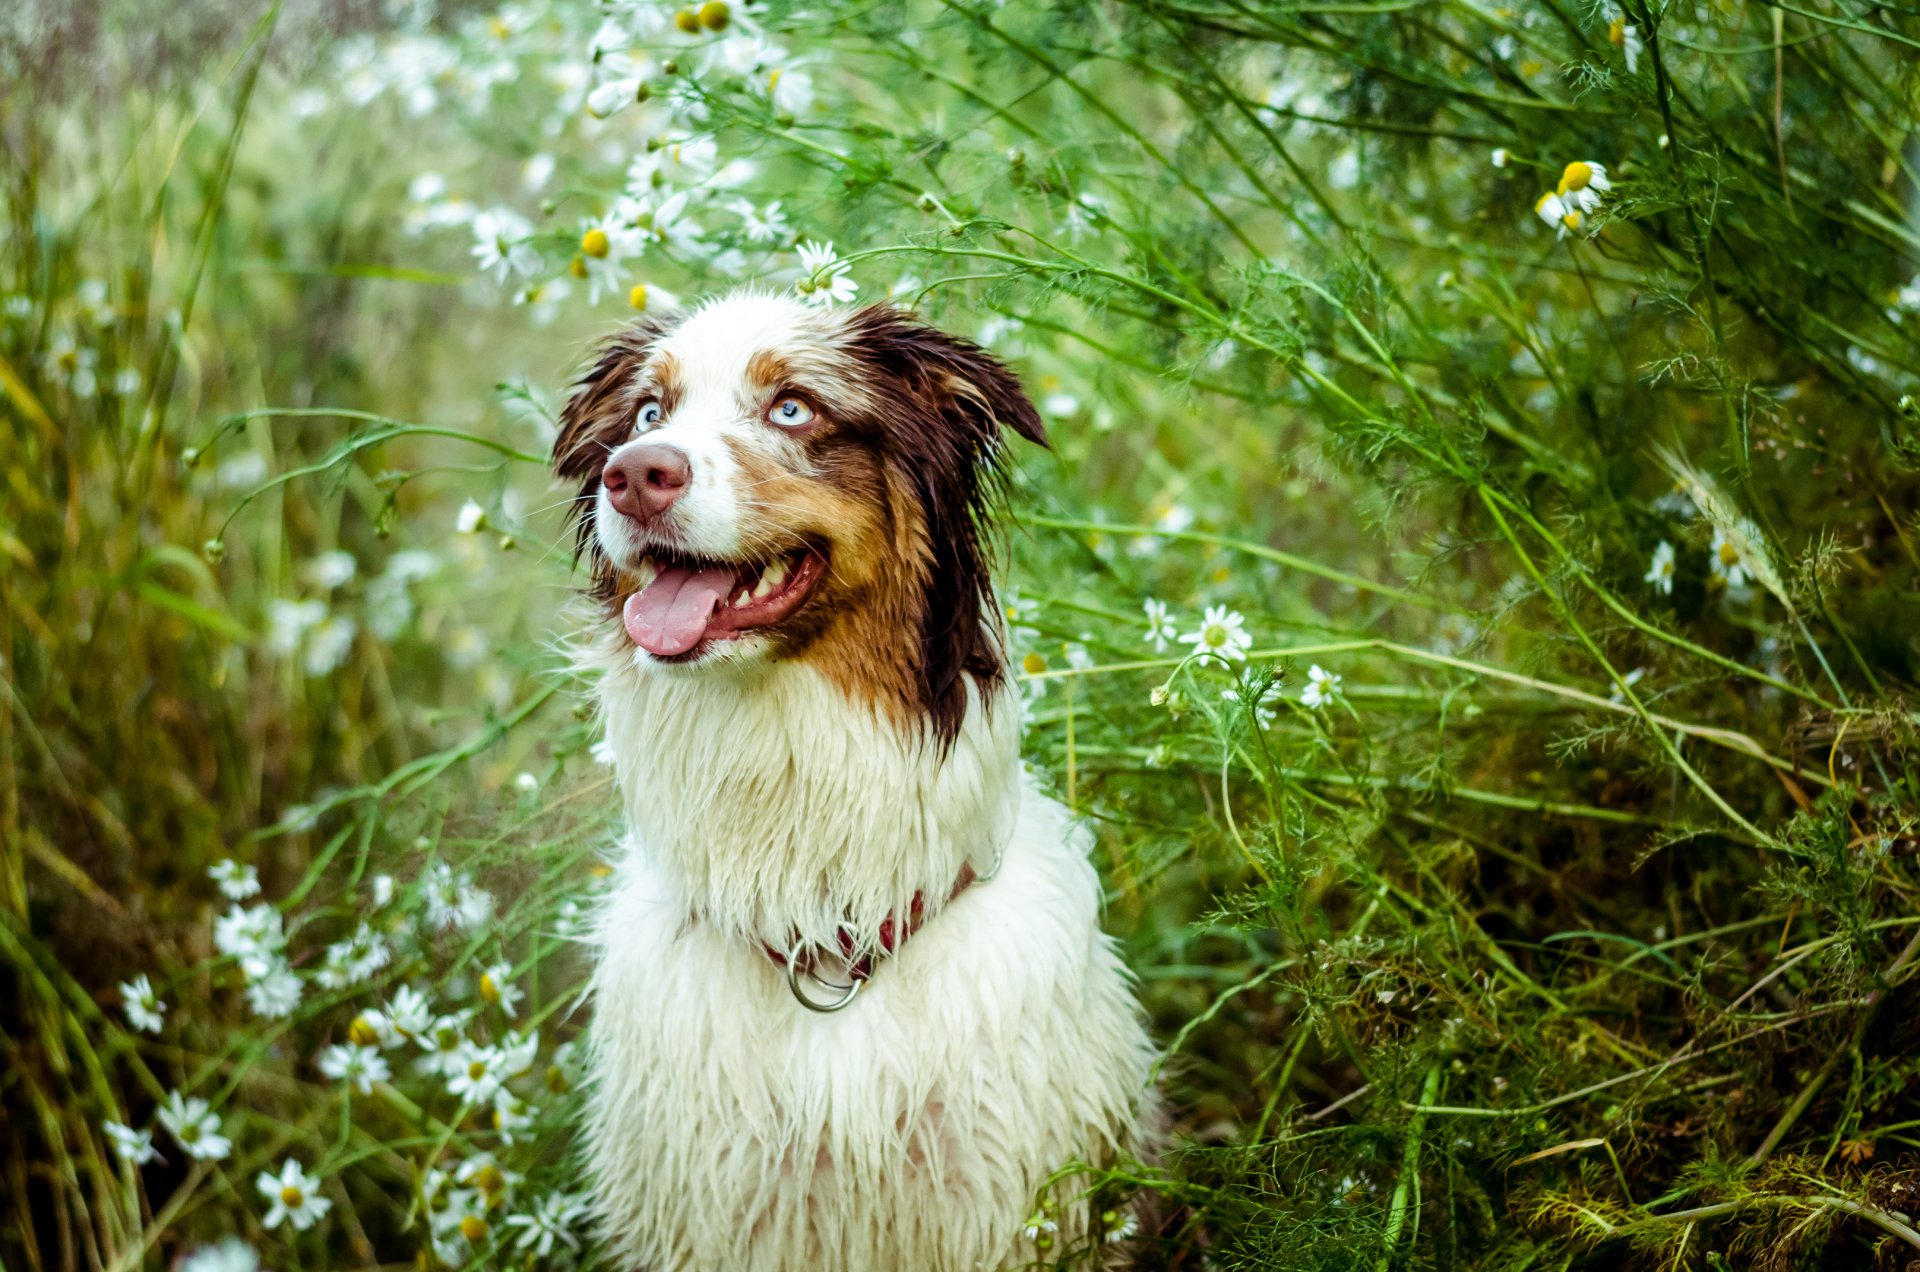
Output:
top-left (553, 291), bottom-right (1156, 1270)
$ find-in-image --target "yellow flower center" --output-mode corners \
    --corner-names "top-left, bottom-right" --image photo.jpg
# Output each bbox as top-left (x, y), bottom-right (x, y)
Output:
top-left (349, 1014), bottom-right (379, 1046)
top-left (1718, 541), bottom-right (1739, 566)
top-left (1021, 652), bottom-right (1047, 675)
top-left (768, 67), bottom-right (784, 92)
top-left (460, 1215), bottom-right (488, 1242)
top-left (488, 16), bottom-right (509, 39)
top-left (628, 284), bottom-right (649, 310)
top-left (580, 228), bottom-right (611, 259)
top-left (1562, 209), bottom-right (1582, 229)
top-left (699, 1), bottom-right (730, 30)
top-left (1204, 626), bottom-right (1226, 648)
top-left (474, 1164), bottom-right (505, 1193)
top-left (1559, 161), bottom-right (1593, 193)
top-left (468, 1059), bottom-right (488, 1081)
top-left (673, 7), bottom-right (701, 33)
top-left (1608, 16), bottom-right (1627, 47)
top-left (281, 1186), bottom-right (304, 1207)
top-left (569, 255), bottom-right (588, 280)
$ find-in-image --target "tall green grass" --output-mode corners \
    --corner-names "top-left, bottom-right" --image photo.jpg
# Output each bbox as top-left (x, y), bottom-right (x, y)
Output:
top-left (4, 0), bottom-right (1919, 1267)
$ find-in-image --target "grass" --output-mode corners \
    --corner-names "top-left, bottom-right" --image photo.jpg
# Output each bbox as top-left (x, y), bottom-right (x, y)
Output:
top-left (3, 0), bottom-right (1919, 1267)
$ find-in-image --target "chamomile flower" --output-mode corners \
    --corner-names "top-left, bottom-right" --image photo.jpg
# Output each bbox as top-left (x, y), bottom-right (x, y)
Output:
top-left (388, 984), bottom-right (435, 1036)
top-left (1556, 161), bottom-right (1612, 214)
top-left (317, 924), bottom-right (390, 990)
top-left (257, 1158), bottom-right (333, 1232)
top-left (103, 1119), bottom-right (157, 1166)
top-left (1644, 541), bottom-right (1676, 595)
top-left (1181, 605), bottom-right (1253, 662)
top-left (1533, 191), bottom-right (1582, 239)
top-left (1143, 599), bottom-right (1178, 652)
top-left (447, 1042), bottom-right (509, 1104)
top-left (503, 1191), bottom-right (592, 1257)
top-left (1104, 1208), bottom-right (1140, 1243)
top-left (478, 962), bottom-right (524, 1016)
top-left (420, 1010), bottom-right (477, 1079)
top-left (207, 859), bottom-right (260, 900)
top-left (469, 209), bottom-right (539, 284)
top-left (317, 1042), bottom-right (392, 1095)
top-left (179, 1239), bottom-right (259, 1272)
top-left (1300, 664), bottom-right (1343, 710)
top-left (302, 615), bottom-right (357, 676)
top-left (766, 64), bottom-right (814, 115)
top-left (1023, 1210), bottom-right (1059, 1241)
top-left (157, 1092), bottom-right (232, 1162)
top-left (120, 975), bottom-right (165, 1033)
top-left (1708, 526), bottom-right (1751, 588)
top-left (576, 214), bottom-right (640, 305)
top-left (1609, 14), bottom-right (1642, 72)
top-left (213, 903), bottom-right (285, 969)
top-left (244, 958), bottom-right (304, 1019)
top-left (728, 197), bottom-right (789, 244)
top-left (425, 862), bottom-right (494, 930)
top-left (795, 240), bottom-right (858, 307)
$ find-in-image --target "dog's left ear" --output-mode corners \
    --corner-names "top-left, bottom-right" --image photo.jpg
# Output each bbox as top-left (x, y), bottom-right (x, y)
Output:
top-left (847, 305), bottom-right (1048, 743)
top-left (847, 305), bottom-right (1048, 458)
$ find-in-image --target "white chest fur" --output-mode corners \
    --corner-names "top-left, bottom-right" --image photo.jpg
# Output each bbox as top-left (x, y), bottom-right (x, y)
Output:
top-left (582, 658), bottom-right (1155, 1270)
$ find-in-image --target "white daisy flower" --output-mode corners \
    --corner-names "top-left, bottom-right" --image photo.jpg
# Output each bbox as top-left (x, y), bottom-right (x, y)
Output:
top-left (469, 209), bottom-right (540, 284)
top-left (575, 214), bottom-right (642, 306)
top-left (207, 859), bottom-right (260, 900)
top-left (303, 550), bottom-right (357, 590)
top-left (316, 923), bottom-right (391, 990)
top-left (1143, 599), bottom-right (1178, 652)
top-left (1104, 1208), bottom-right (1140, 1243)
top-left (257, 1158), bottom-right (333, 1232)
top-left (179, 1239), bottom-right (259, 1272)
top-left (419, 1010), bottom-right (476, 1079)
top-left (503, 1191), bottom-right (592, 1257)
top-left (478, 962), bottom-right (524, 1016)
top-left (766, 65), bottom-right (814, 115)
top-left (157, 1092), bottom-right (231, 1162)
top-left (120, 975), bottom-right (165, 1033)
top-left (1180, 605), bottom-right (1253, 662)
top-left (388, 985), bottom-right (434, 1036)
top-left (103, 1119), bottom-right (157, 1166)
top-left (794, 240), bottom-right (858, 307)
top-left (302, 615), bottom-right (357, 676)
top-left (1300, 664), bottom-right (1343, 710)
top-left (1708, 526), bottom-right (1751, 588)
top-left (1556, 160), bottom-right (1612, 214)
top-left (1022, 1210), bottom-right (1059, 1241)
top-left (447, 1042), bottom-right (508, 1105)
top-left (1609, 14), bottom-right (1642, 72)
top-left (317, 1042), bottom-right (392, 1095)
top-left (1533, 190), bottom-right (1582, 239)
top-left (1644, 541), bottom-right (1676, 595)
top-left (728, 197), bottom-right (789, 244)
top-left (244, 958), bottom-right (304, 1019)
top-left (213, 903), bottom-right (285, 967)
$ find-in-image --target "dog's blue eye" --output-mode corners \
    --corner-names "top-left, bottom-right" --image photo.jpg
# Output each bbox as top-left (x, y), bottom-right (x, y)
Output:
top-left (637, 401), bottom-right (662, 429)
top-left (768, 397), bottom-right (814, 428)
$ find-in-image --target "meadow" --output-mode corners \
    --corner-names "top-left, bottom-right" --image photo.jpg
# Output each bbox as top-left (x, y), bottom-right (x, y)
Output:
top-left (4, 0), bottom-right (1920, 1267)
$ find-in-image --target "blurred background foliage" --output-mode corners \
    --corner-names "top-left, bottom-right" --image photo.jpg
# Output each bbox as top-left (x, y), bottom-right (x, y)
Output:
top-left (4, 0), bottom-right (1920, 1267)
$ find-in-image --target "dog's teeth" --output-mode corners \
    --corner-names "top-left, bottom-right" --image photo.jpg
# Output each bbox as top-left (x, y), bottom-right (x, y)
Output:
top-left (734, 588), bottom-right (754, 608)
top-left (759, 559), bottom-right (789, 593)
top-left (635, 558), bottom-right (659, 589)
top-left (752, 574), bottom-right (776, 599)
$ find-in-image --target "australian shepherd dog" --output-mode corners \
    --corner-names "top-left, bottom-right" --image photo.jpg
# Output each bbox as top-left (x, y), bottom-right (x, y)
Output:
top-left (553, 291), bottom-right (1156, 1270)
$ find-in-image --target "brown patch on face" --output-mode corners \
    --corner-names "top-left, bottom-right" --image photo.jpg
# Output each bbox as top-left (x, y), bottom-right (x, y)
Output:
top-left (553, 313), bottom-right (683, 595)
top-left (745, 349), bottom-right (792, 394)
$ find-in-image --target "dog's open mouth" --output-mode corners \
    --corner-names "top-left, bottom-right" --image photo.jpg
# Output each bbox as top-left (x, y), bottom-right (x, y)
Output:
top-left (619, 547), bottom-right (826, 659)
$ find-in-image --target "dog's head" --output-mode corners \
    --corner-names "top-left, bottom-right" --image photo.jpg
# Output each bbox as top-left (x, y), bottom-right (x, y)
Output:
top-left (554, 291), bottom-right (1046, 742)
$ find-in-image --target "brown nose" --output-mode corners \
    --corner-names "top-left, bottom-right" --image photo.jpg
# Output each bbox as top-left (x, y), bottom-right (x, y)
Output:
top-left (602, 443), bottom-right (691, 522)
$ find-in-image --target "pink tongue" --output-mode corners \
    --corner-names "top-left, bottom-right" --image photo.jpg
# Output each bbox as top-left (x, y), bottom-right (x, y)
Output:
top-left (622, 564), bottom-right (736, 656)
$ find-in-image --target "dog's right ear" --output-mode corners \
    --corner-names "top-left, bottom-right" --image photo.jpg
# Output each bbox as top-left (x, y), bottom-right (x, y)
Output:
top-left (553, 315), bottom-right (675, 484)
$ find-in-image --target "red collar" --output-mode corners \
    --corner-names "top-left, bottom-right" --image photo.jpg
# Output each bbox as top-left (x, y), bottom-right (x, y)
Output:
top-left (759, 862), bottom-right (979, 1012)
